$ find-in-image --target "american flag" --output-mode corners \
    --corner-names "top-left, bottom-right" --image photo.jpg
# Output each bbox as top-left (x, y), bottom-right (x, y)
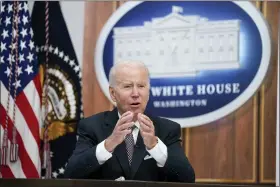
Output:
top-left (0, 1), bottom-right (42, 178)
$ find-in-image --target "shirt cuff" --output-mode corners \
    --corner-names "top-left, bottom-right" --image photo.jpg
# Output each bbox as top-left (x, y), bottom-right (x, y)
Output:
top-left (146, 137), bottom-right (167, 167)
top-left (96, 140), bottom-right (113, 165)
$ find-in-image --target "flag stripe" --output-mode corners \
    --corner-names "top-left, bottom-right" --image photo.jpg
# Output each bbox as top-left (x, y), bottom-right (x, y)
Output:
top-left (16, 91), bottom-right (40, 147)
top-left (1, 83), bottom-right (41, 175)
top-left (33, 74), bottom-right (43, 106)
top-left (0, 166), bottom-right (14, 178)
top-left (23, 79), bottom-right (42, 128)
top-left (0, 106), bottom-right (39, 178)
top-left (17, 89), bottom-right (40, 148)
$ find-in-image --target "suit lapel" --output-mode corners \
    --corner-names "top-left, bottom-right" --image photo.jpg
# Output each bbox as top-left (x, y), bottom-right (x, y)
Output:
top-left (104, 108), bottom-right (130, 178)
top-left (114, 142), bottom-right (130, 178)
top-left (130, 133), bottom-right (146, 179)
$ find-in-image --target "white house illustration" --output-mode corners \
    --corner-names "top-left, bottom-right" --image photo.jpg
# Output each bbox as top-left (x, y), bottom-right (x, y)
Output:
top-left (113, 6), bottom-right (240, 77)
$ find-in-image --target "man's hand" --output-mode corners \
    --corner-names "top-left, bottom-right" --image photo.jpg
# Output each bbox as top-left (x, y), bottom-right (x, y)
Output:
top-left (105, 111), bottom-right (134, 152)
top-left (138, 113), bottom-right (158, 150)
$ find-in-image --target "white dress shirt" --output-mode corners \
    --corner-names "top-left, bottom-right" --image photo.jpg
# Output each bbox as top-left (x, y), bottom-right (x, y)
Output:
top-left (96, 119), bottom-right (167, 167)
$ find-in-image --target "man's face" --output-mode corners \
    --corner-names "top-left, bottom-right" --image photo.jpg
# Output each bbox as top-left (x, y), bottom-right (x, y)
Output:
top-left (109, 64), bottom-right (150, 118)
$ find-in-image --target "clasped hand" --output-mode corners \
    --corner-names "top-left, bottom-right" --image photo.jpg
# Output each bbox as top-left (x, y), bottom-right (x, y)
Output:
top-left (105, 111), bottom-right (157, 152)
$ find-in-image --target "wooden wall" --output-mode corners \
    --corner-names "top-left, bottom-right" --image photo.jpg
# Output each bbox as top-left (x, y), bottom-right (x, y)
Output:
top-left (82, 1), bottom-right (278, 184)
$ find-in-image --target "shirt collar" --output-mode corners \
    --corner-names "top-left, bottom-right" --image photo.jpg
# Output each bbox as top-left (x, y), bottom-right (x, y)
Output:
top-left (118, 112), bottom-right (140, 129)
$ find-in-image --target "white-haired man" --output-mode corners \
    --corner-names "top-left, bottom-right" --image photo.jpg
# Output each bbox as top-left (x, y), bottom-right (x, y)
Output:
top-left (64, 60), bottom-right (195, 182)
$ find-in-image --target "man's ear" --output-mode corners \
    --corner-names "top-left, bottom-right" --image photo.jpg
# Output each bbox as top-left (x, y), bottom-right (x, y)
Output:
top-left (109, 86), bottom-right (116, 102)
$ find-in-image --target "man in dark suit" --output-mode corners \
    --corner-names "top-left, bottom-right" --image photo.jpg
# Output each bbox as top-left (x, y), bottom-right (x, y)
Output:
top-left (64, 60), bottom-right (195, 182)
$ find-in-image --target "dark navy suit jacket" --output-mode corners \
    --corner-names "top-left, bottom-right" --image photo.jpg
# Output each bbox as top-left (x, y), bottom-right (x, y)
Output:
top-left (64, 108), bottom-right (195, 183)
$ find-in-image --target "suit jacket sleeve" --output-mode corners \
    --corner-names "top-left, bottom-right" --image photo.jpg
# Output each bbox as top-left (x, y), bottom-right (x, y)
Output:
top-left (160, 121), bottom-right (195, 183)
top-left (64, 118), bottom-right (101, 178)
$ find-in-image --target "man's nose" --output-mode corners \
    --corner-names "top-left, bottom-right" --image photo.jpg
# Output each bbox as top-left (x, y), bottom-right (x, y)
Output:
top-left (131, 86), bottom-right (139, 97)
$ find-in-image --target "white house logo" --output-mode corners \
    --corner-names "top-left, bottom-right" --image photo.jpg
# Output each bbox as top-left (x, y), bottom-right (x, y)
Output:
top-left (113, 6), bottom-right (240, 77)
top-left (95, 1), bottom-right (271, 127)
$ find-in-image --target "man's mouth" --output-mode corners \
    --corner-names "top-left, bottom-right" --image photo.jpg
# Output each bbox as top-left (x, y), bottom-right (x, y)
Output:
top-left (131, 102), bottom-right (140, 107)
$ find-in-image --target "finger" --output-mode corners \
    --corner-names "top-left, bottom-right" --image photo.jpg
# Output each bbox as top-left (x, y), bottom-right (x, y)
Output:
top-left (123, 129), bottom-right (132, 136)
top-left (141, 131), bottom-right (152, 138)
top-left (139, 121), bottom-right (151, 132)
top-left (140, 114), bottom-right (152, 122)
top-left (139, 128), bottom-right (145, 139)
top-left (143, 116), bottom-right (153, 128)
top-left (122, 129), bottom-right (132, 139)
top-left (118, 122), bottom-right (134, 131)
top-left (121, 111), bottom-right (133, 118)
top-left (138, 114), bottom-right (152, 124)
top-left (116, 112), bottom-right (133, 126)
top-left (139, 115), bottom-right (154, 129)
top-left (121, 111), bottom-right (133, 121)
